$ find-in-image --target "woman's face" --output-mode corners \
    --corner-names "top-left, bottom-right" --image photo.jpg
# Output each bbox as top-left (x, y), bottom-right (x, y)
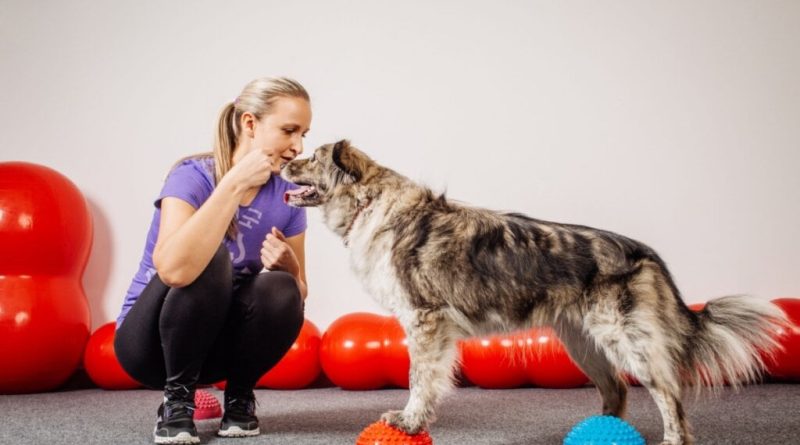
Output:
top-left (246, 96), bottom-right (312, 173)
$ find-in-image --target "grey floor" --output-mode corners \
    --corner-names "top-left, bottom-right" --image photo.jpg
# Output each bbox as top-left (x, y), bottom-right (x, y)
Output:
top-left (1, 384), bottom-right (799, 445)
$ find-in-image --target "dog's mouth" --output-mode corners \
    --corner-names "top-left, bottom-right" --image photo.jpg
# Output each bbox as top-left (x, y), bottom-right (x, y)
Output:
top-left (283, 182), bottom-right (321, 207)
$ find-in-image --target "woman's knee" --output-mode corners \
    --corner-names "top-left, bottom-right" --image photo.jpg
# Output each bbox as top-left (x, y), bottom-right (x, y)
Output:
top-left (266, 271), bottom-right (302, 308)
top-left (113, 325), bottom-right (165, 389)
top-left (175, 244), bottom-right (233, 307)
top-left (246, 271), bottom-right (303, 322)
top-left (182, 244), bottom-right (231, 289)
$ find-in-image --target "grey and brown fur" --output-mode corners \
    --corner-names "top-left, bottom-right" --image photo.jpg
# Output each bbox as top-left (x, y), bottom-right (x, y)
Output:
top-left (281, 140), bottom-right (789, 445)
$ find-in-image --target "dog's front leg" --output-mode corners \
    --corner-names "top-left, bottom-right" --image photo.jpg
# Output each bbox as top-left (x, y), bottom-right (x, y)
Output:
top-left (381, 311), bottom-right (458, 434)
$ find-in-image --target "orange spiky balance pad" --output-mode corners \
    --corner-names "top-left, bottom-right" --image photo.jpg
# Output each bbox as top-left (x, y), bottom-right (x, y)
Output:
top-left (356, 421), bottom-right (433, 445)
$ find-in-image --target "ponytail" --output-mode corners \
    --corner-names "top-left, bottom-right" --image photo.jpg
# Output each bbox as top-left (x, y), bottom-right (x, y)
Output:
top-left (213, 101), bottom-right (240, 239)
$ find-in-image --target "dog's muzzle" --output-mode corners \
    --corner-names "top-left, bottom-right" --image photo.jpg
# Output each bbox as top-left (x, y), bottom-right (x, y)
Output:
top-left (283, 185), bottom-right (319, 206)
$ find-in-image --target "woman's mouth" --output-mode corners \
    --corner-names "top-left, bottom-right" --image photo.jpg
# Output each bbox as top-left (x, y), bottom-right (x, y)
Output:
top-left (279, 156), bottom-right (294, 170)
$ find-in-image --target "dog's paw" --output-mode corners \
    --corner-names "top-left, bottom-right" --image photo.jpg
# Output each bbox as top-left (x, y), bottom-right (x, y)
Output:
top-left (380, 410), bottom-right (425, 435)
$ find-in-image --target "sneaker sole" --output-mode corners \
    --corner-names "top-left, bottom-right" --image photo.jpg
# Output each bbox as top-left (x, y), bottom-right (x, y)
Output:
top-left (217, 426), bottom-right (260, 437)
top-left (153, 431), bottom-right (199, 444)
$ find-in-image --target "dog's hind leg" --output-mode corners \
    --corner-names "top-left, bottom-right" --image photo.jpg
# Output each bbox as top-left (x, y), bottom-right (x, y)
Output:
top-left (583, 280), bottom-right (694, 444)
top-left (620, 322), bottom-right (693, 445)
top-left (594, 326), bottom-right (693, 445)
top-left (556, 323), bottom-right (628, 417)
top-left (381, 310), bottom-right (458, 435)
top-left (591, 329), bottom-right (692, 444)
top-left (641, 379), bottom-right (692, 445)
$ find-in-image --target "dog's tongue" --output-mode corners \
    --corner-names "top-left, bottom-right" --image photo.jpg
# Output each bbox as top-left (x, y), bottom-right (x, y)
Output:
top-left (283, 185), bottom-right (312, 203)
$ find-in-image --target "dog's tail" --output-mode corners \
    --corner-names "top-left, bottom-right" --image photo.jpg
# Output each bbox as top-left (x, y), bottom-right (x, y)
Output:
top-left (684, 295), bottom-right (788, 388)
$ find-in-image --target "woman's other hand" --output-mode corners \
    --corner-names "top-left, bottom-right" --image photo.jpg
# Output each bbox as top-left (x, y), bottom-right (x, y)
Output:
top-left (261, 227), bottom-right (300, 276)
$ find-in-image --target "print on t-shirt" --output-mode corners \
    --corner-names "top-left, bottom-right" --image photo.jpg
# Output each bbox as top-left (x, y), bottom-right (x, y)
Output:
top-left (229, 207), bottom-right (265, 275)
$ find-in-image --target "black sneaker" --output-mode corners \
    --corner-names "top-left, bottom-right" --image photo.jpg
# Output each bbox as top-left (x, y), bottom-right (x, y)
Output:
top-left (154, 385), bottom-right (199, 444)
top-left (218, 390), bottom-right (259, 437)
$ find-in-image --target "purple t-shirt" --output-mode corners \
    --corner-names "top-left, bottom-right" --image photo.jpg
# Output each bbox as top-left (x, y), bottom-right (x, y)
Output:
top-left (116, 156), bottom-right (307, 327)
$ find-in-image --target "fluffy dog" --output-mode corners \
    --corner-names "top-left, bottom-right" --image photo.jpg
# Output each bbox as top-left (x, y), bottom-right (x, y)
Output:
top-left (281, 140), bottom-right (787, 445)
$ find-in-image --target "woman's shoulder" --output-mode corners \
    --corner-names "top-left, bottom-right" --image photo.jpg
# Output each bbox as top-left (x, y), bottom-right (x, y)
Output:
top-left (167, 155), bottom-right (215, 183)
top-left (171, 155), bottom-right (214, 175)
top-left (160, 154), bottom-right (216, 199)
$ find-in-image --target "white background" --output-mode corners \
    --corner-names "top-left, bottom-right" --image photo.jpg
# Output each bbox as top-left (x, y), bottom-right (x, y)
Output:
top-left (1, 1), bottom-right (798, 332)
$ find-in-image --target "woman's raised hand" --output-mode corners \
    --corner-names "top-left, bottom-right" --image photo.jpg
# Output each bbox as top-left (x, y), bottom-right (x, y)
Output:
top-left (226, 149), bottom-right (274, 191)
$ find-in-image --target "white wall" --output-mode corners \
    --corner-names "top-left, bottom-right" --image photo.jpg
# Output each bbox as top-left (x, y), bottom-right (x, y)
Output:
top-left (1, 1), bottom-right (798, 332)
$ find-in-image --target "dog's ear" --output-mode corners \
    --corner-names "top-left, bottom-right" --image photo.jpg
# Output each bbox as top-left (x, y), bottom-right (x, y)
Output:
top-left (331, 139), bottom-right (365, 184)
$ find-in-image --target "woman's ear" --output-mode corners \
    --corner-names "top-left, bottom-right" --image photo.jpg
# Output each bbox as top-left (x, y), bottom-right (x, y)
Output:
top-left (240, 112), bottom-right (256, 138)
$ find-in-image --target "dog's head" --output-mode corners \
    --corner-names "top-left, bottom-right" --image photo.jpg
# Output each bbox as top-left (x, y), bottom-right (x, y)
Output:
top-left (281, 139), bottom-right (376, 207)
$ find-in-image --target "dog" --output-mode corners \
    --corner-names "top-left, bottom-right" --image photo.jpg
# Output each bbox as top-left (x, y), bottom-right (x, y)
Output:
top-left (281, 140), bottom-right (787, 445)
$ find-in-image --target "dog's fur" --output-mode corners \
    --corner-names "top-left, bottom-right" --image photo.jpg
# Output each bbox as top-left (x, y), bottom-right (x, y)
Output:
top-left (281, 140), bottom-right (788, 445)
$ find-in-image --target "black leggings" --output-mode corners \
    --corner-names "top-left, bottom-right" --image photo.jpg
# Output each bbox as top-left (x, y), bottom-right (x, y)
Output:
top-left (114, 245), bottom-right (304, 394)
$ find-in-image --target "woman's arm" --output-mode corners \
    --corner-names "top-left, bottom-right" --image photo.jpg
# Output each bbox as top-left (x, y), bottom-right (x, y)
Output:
top-left (152, 182), bottom-right (243, 287)
top-left (284, 232), bottom-right (308, 300)
top-left (153, 150), bottom-right (272, 287)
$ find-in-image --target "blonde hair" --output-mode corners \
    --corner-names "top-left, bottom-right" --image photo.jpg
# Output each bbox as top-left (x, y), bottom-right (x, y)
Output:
top-left (174, 77), bottom-right (310, 239)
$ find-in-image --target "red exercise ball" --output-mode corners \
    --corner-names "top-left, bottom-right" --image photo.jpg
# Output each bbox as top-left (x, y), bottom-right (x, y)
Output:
top-left (459, 334), bottom-right (528, 389)
top-left (321, 313), bottom-right (385, 390)
top-left (380, 315), bottom-right (411, 388)
top-left (765, 298), bottom-right (800, 381)
top-left (320, 312), bottom-right (410, 390)
top-left (83, 322), bottom-right (141, 390)
top-left (0, 162), bottom-right (92, 394)
top-left (257, 319), bottom-right (322, 389)
top-left (524, 327), bottom-right (589, 389)
top-left (356, 421), bottom-right (433, 445)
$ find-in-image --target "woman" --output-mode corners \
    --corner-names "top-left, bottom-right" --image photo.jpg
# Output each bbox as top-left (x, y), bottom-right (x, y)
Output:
top-left (115, 77), bottom-right (312, 444)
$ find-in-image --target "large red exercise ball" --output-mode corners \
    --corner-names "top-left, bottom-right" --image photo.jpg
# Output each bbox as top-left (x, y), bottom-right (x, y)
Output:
top-left (765, 298), bottom-right (800, 381)
top-left (257, 319), bottom-right (322, 389)
top-left (524, 327), bottom-right (589, 389)
top-left (320, 312), bottom-right (410, 390)
top-left (83, 322), bottom-right (141, 390)
top-left (0, 162), bottom-right (92, 394)
top-left (459, 334), bottom-right (529, 389)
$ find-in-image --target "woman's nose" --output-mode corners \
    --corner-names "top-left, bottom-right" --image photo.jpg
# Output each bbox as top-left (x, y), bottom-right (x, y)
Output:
top-left (292, 136), bottom-right (304, 156)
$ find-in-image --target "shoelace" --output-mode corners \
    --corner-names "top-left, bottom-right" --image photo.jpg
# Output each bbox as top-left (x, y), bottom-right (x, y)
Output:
top-left (163, 384), bottom-right (196, 419)
top-left (225, 394), bottom-right (256, 416)
top-left (164, 400), bottom-right (195, 419)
